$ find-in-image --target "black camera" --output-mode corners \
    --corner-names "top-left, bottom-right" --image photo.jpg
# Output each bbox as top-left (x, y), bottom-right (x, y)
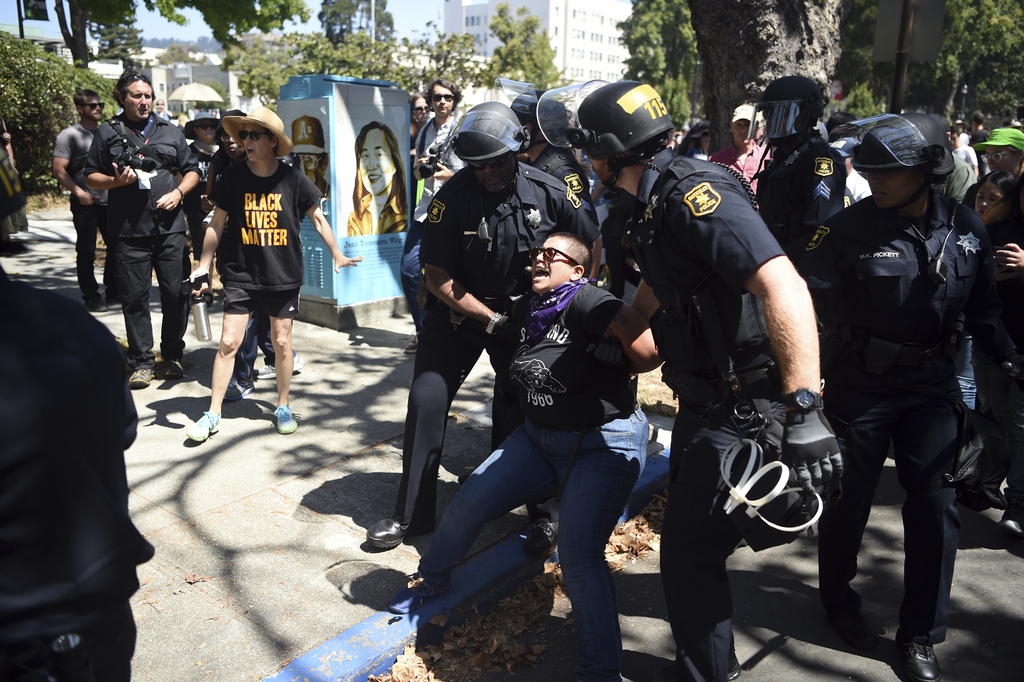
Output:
top-left (116, 149), bottom-right (157, 173)
top-left (418, 141), bottom-right (443, 179)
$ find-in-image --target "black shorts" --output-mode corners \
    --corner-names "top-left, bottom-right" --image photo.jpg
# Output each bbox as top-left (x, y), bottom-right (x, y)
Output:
top-left (223, 286), bottom-right (301, 319)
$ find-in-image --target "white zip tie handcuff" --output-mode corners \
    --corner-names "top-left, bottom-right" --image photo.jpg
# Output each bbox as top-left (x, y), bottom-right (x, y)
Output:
top-left (721, 438), bottom-right (822, 533)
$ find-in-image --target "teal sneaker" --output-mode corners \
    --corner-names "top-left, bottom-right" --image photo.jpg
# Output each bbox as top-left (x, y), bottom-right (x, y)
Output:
top-left (275, 405), bottom-right (298, 434)
top-left (187, 411), bottom-right (220, 442)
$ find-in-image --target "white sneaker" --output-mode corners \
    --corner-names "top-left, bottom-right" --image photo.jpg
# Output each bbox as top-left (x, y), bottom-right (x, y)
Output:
top-left (255, 354), bottom-right (304, 380)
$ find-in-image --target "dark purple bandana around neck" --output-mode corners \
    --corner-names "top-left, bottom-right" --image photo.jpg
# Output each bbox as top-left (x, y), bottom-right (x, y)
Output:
top-left (526, 278), bottom-right (590, 342)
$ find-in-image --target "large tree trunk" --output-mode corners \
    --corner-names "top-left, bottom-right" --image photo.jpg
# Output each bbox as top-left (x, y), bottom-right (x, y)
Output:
top-left (52, 0), bottom-right (91, 68)
top-left (689, 0), bottom-right (852, 152)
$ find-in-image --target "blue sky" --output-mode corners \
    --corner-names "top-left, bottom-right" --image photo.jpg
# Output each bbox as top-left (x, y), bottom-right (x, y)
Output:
top-left (2, 0), bottom-right (444, 43)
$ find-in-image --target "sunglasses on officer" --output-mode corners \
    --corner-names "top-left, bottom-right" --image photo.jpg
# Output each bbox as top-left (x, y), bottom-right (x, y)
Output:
top-left (465, 153), bottom-right (512, 172)
top-left (529, 246), bottom-right (579, 266)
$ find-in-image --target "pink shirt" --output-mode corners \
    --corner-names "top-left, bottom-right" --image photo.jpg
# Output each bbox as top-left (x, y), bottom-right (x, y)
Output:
top-left (709, 143), bottom-right (770, 193)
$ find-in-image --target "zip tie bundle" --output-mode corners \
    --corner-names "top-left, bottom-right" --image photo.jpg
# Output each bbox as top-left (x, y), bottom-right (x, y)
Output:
top-left (721, 438), bottom-right (822, 533)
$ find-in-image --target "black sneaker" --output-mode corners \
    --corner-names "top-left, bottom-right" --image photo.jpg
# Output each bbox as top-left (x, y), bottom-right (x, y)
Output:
top-left (899, 637), bottom-right (940, 682)
top-left (84, 296), bottom-right (105, 312)
top-left (162, 359), bottom-right (185, 379)
top-left (827, 610), bottom-right (880, 650)
top-left (524, 521), bottom-right (558, 557)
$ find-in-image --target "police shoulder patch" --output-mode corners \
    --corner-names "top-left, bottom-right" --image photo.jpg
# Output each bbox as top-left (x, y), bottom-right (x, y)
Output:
top-left (805, 225), bottom-right (830, 250)
top-left (682, 182), bottom-right (721, 217)
top-left (814, 157), bottom-right (834, 177)
top-left (563, 172), bottom-right (584, 195)
top-left (566, 186), bottom-right (582, 209)
top-left (427, 199), bottom-right (445, 223)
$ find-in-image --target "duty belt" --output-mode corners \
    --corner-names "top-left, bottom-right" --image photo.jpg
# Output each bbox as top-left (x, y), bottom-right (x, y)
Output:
top-left (852, 335), bottom-right (941, 372)
top-left (662, 362), bottom-right (780, 409)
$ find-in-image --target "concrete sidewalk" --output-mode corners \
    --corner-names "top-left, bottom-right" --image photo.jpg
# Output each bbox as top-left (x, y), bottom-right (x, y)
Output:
top-left (4, 210), bottom-right (1024, 682)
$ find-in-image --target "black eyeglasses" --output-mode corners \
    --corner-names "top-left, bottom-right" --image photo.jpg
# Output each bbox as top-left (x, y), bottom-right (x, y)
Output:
top-left (83, 102), bottom-right (104, 110)
top-left (529, 246), bottom-right (578, 266)
top-left (466, 154), bottom-right (512, 171)
top-left (432, 93), bottom-right (454, 103)
top-left (413, 106), bottom-right (430, 112)
top-left (237, 129), bottom-right (267, 141)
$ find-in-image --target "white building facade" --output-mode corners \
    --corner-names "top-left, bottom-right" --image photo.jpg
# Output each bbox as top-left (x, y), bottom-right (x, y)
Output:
top-left (444, 0), bottom-right (632, 84)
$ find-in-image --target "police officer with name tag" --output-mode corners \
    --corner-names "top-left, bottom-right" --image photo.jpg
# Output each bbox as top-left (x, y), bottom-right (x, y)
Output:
top-left (559, 80), bottom-right (841, 682)
top-left (366, 102), bottom-right (599, 550)
top-left (753, 75), bottom-right (846, 256)
top-left (799, 113), bottom-right (1024, 682)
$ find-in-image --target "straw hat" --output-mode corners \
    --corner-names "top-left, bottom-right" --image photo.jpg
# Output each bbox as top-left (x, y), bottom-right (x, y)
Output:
top-left (222, 106), bottom-right (294, 156)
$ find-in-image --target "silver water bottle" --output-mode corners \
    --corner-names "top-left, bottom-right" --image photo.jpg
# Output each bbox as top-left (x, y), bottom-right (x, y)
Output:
top-left (191, 293), bottom-right (212, 342)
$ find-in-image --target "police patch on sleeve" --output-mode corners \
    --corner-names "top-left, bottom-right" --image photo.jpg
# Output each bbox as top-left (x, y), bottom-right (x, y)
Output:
top-left (682, 182), bottom-right (721, 217)
top-left (814, 157), bottom-right (834, 176)
top-left (566, 187), bottom-right (582, 209)
top-left (427, 199), bottom-right (445, 223)
top-left (813, 180), bottom-right (831, 201)
top-left (563, 172), bottom-right (584, 195)
top-left (805, 225), bottom-right (830, 250)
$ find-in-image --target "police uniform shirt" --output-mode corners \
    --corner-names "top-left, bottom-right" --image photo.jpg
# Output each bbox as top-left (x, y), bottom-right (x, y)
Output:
top-left (635, 159), bottom-right (784, 374)
top-left (755, 134), bottom-right (846, 254)
top-left (530, 145), bottom-right (598, 224)
top-left (85, 113), bottom-right (200, 239)
top-left (420, 163), bottom-right (599, 303)
top-left (799, 191), bottom-right (1015, 387)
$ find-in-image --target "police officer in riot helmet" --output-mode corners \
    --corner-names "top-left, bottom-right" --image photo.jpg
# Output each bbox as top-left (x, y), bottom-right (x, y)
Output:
top-left (563, 80), bottom-right (841, 682)
top-left (753, 75), bottom-right (846, 256)
top-left (366, 101), bottom-right (599, 551)
top-left (799, 112), bottom-right (1024, 682)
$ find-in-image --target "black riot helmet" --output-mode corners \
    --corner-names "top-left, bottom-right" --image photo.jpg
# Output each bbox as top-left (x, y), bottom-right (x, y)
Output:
top-left (839, 113), bottom-right (954, 178)
top-left (754, 76), bottom-right (824, 142)
top-left (562, 80), bottom-right (673, 160)
top-left (511, 90), bottom-right (541, 126)
top-left (450, 102), bottom-right (530, 162)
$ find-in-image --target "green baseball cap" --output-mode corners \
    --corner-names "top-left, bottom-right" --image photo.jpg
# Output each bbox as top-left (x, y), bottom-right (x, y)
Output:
top-left (974, 127), bottom-right (1024, 152)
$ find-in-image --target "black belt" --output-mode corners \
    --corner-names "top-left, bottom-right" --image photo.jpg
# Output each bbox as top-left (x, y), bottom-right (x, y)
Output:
top-left (852, 335), bottom-right (940, 370)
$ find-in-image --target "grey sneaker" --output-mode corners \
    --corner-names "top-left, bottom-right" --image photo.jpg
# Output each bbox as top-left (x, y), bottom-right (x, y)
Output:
top-left (999, 498), bottom-right (1024, 537)
top-left (128, 367), bottom-right (153, 390)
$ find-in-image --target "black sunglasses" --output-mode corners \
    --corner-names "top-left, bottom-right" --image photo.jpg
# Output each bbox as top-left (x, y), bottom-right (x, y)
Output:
top-left (237, 129), bottom-right (268, 141)
top-left (125, 73), bottom-right (152, 86)
top-left (432, 93), bottom-right (454, 103)
top-left (194, 122), bottom-right (217, 129)
top-left (529, 246), bottom-right (578, 266)
top-left (83, 102), bottom-right (104, 110)
top-left (466, 154), bottom-right (512, 171)
top-left (413, 106), bottom-right (430, 112)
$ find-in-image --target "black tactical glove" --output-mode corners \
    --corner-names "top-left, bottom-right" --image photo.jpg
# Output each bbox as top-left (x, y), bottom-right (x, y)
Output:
top-left (491, 314), bottom-right (521, 342)
top-left (586, 337), bottom-right (626, 367)
top-left (782, 408), bottom-right (843, 496)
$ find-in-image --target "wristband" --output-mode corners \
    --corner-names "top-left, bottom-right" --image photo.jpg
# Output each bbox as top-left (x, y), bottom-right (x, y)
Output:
top-left (485, 312), bottom-right (502, 335)
top-left (175, 188), bottom-right (184, 201)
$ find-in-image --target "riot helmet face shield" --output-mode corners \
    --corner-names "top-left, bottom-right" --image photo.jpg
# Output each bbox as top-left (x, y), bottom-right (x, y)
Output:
top-left (536, 80), bottom-right (610, 150)
top-left (450, 103), bottom-right (530, 162)
top-left (751, 100), bottom-right (804, 142)
top-left (836, 113), bottom-right (950, 176)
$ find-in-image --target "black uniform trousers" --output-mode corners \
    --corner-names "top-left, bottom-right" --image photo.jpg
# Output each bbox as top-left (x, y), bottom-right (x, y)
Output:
top-left (661, 398), bottom-right (779, 682)
top-left (394, 307), bottom-right (524, 527)
top-left (818, 377), bottom-right (961, 645)
top-left (71, 199), bottom-right (118, 303)
top-left (114, 231), bottom-right (190, 370)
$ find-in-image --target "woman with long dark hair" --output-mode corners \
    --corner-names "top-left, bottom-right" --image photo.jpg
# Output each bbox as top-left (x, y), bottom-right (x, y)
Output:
top-left (347, 121), bottom-right (407, 236)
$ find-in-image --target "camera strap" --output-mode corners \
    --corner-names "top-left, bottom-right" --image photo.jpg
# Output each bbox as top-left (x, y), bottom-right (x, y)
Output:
top-left (110, 119), bottom-right (172, 172)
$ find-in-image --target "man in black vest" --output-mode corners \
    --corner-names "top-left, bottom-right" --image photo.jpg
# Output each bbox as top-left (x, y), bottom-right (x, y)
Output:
top-left (564, 80), bottom-right (841, 682)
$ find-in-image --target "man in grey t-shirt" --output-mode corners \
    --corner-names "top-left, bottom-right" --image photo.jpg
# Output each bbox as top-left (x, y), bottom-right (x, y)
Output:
top-left (53, 89), bottom-right (118, 311)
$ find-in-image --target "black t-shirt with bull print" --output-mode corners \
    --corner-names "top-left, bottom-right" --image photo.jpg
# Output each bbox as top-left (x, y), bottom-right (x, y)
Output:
top-left (509, 285), bottom-right (634, 431)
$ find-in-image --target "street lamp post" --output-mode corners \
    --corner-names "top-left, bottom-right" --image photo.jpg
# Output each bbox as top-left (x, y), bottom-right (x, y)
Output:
top-left (960, 84), bottom-right (968, 121)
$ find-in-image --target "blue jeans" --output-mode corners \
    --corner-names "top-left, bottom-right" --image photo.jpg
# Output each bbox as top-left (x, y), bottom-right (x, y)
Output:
top-left (418, 410), bottom-right (649, 682)
top-left (975, 353), bottom-right (1024, 501)
top-left (400, 220), bottom-right (426, 333)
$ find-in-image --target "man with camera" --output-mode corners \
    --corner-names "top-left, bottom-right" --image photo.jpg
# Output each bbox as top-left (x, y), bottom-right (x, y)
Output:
top-left (400, 78), bottom-right (467, 353)
top-left (86, 69), bottom-right (199, 389)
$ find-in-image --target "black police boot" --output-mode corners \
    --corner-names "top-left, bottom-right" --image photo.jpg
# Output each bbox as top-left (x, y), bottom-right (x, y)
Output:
top-left (727, 644), bottom-right (741, 680)
top-left (827, 610), bottom-right (880, 650)
top-left (523, 521), bottom-right (558, 557)
top-left (366, 518), bottom-right (409, 549)
top-left (899, 636), bottom-right (941, 682)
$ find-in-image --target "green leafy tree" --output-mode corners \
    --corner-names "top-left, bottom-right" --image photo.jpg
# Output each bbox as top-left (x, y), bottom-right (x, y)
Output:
top-left (223, 35), bottom-right (301, 105)
top-left (157, 42), bottom-right (196, 65)
top-left (88, 20), bottom-right (143, 67)
top-left (399, 23), bottom-right (490, 94)
top-left (320, 0), bottom-right (395, 44)
top-left (485, 4), bottom-right (559, 89)
top-left (0, 34), bottom-right (114, 192)
top-left (617, 0), bottom-right (697, 130)
top-left (52, 0), bottom-right (310, 69)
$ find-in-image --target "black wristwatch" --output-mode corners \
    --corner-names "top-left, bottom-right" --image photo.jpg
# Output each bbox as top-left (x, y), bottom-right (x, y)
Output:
top-left (783, 388), bottom-right (822, 412)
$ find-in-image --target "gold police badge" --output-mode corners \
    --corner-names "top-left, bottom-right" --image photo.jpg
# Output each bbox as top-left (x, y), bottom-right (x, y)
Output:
top-left (564, 173), bottom-right (585, 195)
top-left (814, 157), bottom-right (834, 176)
top-left (805, 225), bottom-right (830, 250)
top-left (566, 186), bottom-right (582, 209)
top-left (427, 199), bottom-right (445, 223)
top-left (683, 182), bottom-right (721, 217)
